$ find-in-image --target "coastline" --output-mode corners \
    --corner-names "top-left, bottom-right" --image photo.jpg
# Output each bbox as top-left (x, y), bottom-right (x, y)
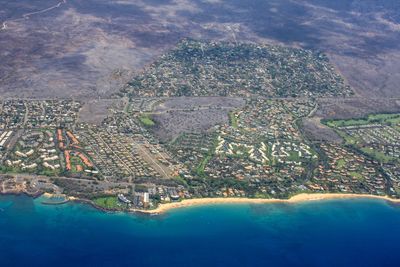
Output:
top-left (133, 193), bottom-right (400, 215)
top-left (2, 192), bottom-right (400, 215)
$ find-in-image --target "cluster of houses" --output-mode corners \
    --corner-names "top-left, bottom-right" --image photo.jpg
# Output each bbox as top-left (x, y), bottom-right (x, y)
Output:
top-left (102, 113), bottom-right (142, 135)
top-left (2, 91), bottom-right (398, 208)
top-left (207, 99), bottom-right (317, 180)
top-left (314, 144), bottom-right (387, 195)
top-left (124, 39), bottom-right (352, 98)
top-left (169, 132), bottom-right (215, 171)
top-left (383, 164), bottom-right (400, 196)
top-left (342, 125), bottom-right (400, 145)
top-left (0, 100), bottom-right (26, 129)
top-left (77, 127), bottom-right (161, 180)
top-left (215, 137), bottom-right (315, 166)
top-left (127, 98), bottom-right (164, 113)
top-left (330, 118), bottom-right (400, 196)
top-left (0, 130), bottom-right (13, 150)
top-left (340, 124), bottom-right (400, 160)
top-left (55, 128), bottom-right (98, 174)
top-left (25, 100), bottom-right (81, 128)
top-left (205, 155), bottom-right (271, 180)
top-left (160, 99), bottom-right (322, 198)
top-left (0, 100), bottom-right (81, 130)
top-left (215, 187), bottom-right (247, 198)
top-left (235, 99), bottom-right (305, 140)
top-left (5, 130), bottom-right (61, 173)
top-left (284, 100), bottom-right (317, 118)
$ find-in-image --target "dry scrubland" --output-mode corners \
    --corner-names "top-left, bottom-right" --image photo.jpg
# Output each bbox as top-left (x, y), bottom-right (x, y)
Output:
top-left (1, 0), bottom-right (400, 98)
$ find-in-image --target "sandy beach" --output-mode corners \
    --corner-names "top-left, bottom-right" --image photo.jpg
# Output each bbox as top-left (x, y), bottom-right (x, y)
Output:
top-left (136, 193), bottom-right (400, 214)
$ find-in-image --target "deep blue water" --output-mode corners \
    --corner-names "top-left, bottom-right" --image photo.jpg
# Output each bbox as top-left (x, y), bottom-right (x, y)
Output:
top-left (1, 195), bottom-right (400, 267)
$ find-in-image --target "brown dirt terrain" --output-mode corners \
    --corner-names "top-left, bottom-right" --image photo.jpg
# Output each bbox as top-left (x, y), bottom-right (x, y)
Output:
top-left (1, 0), bottom-right (400, 99)
top-left (301, 117), bottom-right (343, 143)
top-left (315, 98), bottom-right (400, 120)
top-left (78, 99), bottom-right (124, 125)
top-left (151, 97), bottom-right (245, 142)
top-left (300, 97), bottom-right (400, 142)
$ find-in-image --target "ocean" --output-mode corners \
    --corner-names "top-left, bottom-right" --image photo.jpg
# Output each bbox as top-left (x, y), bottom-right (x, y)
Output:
top-left (0, 195), bottom-right (400, 267)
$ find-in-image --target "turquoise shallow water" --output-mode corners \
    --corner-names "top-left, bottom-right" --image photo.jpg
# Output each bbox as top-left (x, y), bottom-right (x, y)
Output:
top-left (1, 195), bottom-right (400, 267)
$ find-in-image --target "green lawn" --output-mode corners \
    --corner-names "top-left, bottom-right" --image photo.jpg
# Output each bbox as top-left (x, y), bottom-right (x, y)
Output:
top-left (40, 168), bottom-right (60, 177)
top-left (196, 154), bottom-right (211, 176)
top-left (325, 112), bottom-right (400, 163)
top-left (93, 196), bottom-right (121, 209)
top-left (349, 171), bottom-right (363, 180)
top-left (139, 114), bottom-right (155, 127)
top-left (360, 147), bottom-right (396, 163)
top-left (0, 166), bottom-right (24, 174)
top-left (196, 136), bottom-right (218, 177)
top-left (336, 159), bottom-right (346, 169)
top-left (326, 113), bottom-right (400, 128)
top-left (229, 111), bottom-right (239, 128)
top-left (288, 151), bottom-right (300, 162)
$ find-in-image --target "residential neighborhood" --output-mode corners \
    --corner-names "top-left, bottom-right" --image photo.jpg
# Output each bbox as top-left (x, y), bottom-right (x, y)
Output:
top-left (0, 41), bottom-right (398, 211)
